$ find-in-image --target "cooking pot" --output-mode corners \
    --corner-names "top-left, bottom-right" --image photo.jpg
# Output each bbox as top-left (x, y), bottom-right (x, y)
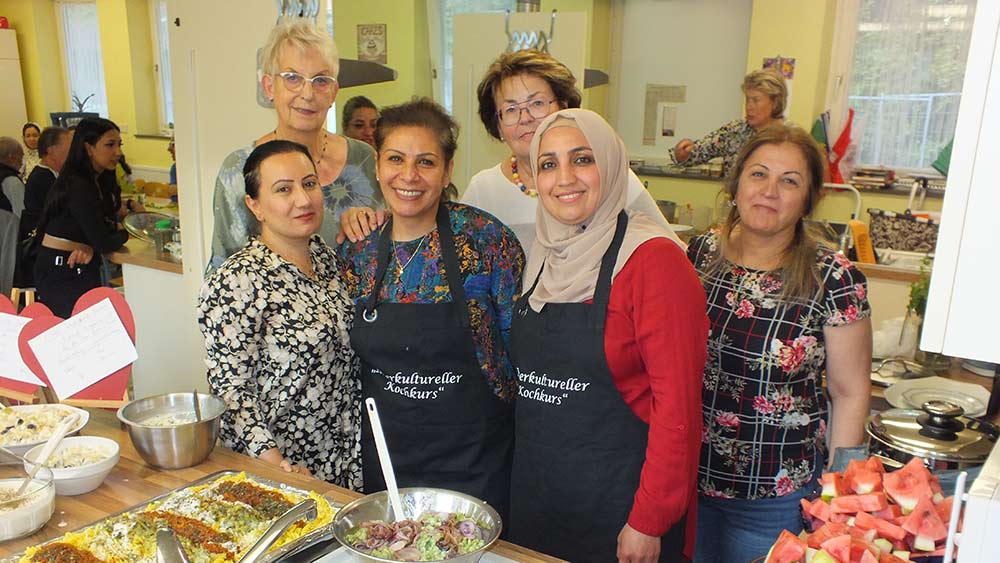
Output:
top-left (867, 400), bottom-right (998, 471)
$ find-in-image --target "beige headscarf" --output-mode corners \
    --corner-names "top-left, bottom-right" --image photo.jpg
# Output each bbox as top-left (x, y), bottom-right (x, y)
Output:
top-left (525, 109), bottom-right (676, 312)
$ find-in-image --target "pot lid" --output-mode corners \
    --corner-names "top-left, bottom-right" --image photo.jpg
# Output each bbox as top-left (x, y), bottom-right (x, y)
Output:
top-left (867, 402), bottom-right (997, 463)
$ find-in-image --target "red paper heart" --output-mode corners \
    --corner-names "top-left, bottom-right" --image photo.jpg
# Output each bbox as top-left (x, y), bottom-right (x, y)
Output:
top-left (0, 295), bottom-right (14, 315)
top-left (17, 288), bottom-right (135, 402)
top-left (1, 303), bottom-right (59, 399)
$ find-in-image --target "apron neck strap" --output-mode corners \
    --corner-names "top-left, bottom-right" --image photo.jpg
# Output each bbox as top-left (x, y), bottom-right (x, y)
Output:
top-left (594, 210), bottom-right (629, 309)
top-left (364, 202), bottom-right (470, 327)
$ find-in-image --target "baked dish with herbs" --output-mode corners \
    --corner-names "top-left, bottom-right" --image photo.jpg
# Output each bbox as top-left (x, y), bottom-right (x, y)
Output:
top-left (20, 472), bottom-right (334, 563)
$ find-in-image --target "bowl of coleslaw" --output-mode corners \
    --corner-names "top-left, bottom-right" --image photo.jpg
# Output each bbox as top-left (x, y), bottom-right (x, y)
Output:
top-left (332, 487), bottom-right (502, 562)
top-left (0, 405), bottom-right (90, 457)
top-left (23, 436), bottom-right (119, 495)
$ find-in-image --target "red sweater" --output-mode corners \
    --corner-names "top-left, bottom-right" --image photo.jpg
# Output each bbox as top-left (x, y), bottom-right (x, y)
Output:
top-left (598, 238), bottom-right (707, 554)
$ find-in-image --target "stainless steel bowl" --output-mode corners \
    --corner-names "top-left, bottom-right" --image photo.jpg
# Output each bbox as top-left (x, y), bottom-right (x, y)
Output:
top-left (332, 488), bottom-right (502, 563)
top-left (116, 393), bottom-right (225, 469)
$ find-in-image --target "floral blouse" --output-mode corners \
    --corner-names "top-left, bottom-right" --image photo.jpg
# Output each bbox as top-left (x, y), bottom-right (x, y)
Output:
top-left (669, 119), bottom-right (756, 175)
top-left (197, 236), bottom-right (362, 490)
top-left (338, 202), bottom-right (525, 401)
top-left (687, 232), bottom-right (870, 500)
top-left (207, 136), bottom-right (381, 271)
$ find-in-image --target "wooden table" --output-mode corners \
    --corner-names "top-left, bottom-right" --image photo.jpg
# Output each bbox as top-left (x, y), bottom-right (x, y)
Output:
top-left (0, 409), bottom-right (564, 562)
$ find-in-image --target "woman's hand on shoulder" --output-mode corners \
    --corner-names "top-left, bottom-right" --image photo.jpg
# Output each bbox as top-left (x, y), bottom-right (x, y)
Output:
top-left (617, 524), bottom-right (660, 563)
top-left (337, 206), bottom-right (389, 243)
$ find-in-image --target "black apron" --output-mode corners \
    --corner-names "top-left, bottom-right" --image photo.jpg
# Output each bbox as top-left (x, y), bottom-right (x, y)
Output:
top-left (350, 203), bottom-right (514, 519)
top-left (508, 211), bottom-right (686, 563)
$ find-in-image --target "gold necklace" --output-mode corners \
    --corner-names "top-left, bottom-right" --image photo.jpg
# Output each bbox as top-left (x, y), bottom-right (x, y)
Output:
top-left (393, 234), bottom-right (427, 276)
top-left (273, 129), bottom-right (328, 165)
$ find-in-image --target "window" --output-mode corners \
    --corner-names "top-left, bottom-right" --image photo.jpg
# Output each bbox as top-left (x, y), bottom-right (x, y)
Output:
top-left (57, 1), bottom-right (109, 117)
top-left (150, 0), bottom-right (174, 130)
top-left (847, 0), bottom-right (976, 170)
top-left (435, 0), bottom-right (513, 112)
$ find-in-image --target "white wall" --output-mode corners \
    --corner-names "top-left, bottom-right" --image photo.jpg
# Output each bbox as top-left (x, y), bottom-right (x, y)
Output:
top-left (613, 0), bottom-right (752, 161)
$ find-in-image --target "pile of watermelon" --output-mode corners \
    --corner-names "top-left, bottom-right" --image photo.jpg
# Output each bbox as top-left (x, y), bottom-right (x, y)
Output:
top-left (765, 457), bottom-right (959, 563)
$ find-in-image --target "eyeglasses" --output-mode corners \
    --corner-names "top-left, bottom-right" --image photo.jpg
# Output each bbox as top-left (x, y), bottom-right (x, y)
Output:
top-left (275, 72), bottom-right (338, 93)
top-left (497, 98), bottom-right (557, 126)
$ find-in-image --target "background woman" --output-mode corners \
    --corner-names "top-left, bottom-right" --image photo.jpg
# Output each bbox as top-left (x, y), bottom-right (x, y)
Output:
top-left (198, 140), bottom-right (361, 488)
top-left (671, 68), bottom-right (787, 175)
top-left (338, 50), bottom-right (678, 250)
top-left (339, 98), bottom-right (523, 517)
top-left (687, 125), bottom-right (871, 562)
top-left (508, 108), bottom-right (706, 563)
top-left (21, 122), bottom-right (41, 178)
top-left (209, 18), bottom-right (380, 270)
top-left (341, 95), bottom-right (378, 147)
top-left (34, 118), bottom-right (126, 318)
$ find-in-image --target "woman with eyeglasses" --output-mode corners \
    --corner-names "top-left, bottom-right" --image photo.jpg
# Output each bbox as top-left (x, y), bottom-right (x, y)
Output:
top-left (208, 18), bottom-right (381, 270)
top-left (338, 50), bottom-right (679, 253)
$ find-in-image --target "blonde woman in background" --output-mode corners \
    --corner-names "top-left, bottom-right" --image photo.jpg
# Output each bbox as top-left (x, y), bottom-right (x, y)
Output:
top-left (208, 18), bottom-right (380, 270)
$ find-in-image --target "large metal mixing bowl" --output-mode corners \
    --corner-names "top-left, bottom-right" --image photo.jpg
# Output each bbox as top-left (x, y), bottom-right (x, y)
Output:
top-left (332, 488), bottom-right (502, 563)
top-left (117, 393), bottom-right (225, 469)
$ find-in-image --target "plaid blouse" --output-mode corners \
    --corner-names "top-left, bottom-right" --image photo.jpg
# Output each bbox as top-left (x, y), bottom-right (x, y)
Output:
top-left (687, 232), bottom-right (870, 500)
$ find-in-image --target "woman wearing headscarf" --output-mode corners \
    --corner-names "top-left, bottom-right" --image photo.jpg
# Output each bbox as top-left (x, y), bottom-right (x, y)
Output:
top-left (506, 109), bottom-right (707, 563)
top-left (21, 122), bottom-right (42, 178)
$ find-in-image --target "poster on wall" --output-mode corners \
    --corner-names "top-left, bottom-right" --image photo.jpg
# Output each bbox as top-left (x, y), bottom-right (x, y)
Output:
top-left (358, 24), bottom-right (387, 64)
top-left (660, 105), bottom-right (678, 137)
top-left (763, 56), bottom-right (795, 119)
top-left (643, 84), bottom-right (685, 146)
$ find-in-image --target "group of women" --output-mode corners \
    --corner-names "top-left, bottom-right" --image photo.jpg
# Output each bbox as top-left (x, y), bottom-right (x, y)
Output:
top-left (195, 18), bottom-right (872, 563)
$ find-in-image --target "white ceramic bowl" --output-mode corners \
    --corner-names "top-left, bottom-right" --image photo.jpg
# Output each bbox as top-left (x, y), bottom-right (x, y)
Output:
top-left (23, 436), bottom-right (119, 496)
top-left (0, 463), bottom-right (56, 541)
top-left (0, 404), bottom-right (90, 456)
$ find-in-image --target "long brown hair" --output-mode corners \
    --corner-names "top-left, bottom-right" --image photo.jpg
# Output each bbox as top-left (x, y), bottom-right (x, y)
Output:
top-left (705, 125), bottom-right (827, 301)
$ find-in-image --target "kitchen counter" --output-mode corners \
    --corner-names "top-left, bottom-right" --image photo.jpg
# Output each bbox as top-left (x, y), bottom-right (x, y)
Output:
top-left (0, 409), bottom-right (564, 562)
top-left (107, 237), bottom-right (182, 275)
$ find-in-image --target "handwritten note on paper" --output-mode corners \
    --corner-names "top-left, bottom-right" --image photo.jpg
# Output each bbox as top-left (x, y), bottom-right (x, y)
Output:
top-left (0, 313), bottom-right (44, 385)
top-left (27, 298), bottom-right (137, 400)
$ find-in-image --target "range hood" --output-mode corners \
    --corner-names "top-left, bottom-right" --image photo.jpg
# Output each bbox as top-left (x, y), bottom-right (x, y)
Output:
top-left (337, 58), bottom-right (398, 89)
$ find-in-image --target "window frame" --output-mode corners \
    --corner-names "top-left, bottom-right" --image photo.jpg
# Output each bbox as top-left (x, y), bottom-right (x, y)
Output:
top-left (54, 0), bottom-right (110, 119)
top-left (147, 0), bottom-right (174, 134)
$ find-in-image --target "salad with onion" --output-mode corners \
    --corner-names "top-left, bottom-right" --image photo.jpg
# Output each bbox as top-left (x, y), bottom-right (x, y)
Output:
top-left (344, 511), bottom-right (491, 561)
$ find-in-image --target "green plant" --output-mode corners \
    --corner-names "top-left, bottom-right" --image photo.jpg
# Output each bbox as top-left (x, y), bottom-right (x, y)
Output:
top-left (907, 258), bottom-right (933, 316)
top-left (72, 93), bottom-right (95, 112)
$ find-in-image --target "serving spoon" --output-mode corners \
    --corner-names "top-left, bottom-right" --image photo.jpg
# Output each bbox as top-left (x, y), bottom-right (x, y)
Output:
top-left (365, 398), bottom-right (406, 522)
top-left (16, 412), bottom-right (80, 496)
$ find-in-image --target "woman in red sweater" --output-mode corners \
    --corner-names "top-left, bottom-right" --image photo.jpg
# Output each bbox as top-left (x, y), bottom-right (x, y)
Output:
top-left (507, 108), bottom-right (707, 563)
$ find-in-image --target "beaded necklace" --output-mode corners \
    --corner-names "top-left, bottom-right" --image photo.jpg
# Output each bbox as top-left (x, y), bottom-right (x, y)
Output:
top-left (509, 155), bottom-right (537, 197)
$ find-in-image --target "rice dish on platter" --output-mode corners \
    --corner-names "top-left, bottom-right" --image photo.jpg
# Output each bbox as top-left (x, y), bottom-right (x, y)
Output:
top-left (0, 407), bottom-right (81, 448)
top-left (19, 472), bottom-right (335, 563)
top-left (344, 512), bottom-right (491, 561)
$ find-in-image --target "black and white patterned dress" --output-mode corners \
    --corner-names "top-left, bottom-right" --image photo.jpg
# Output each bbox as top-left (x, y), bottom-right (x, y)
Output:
top-left (197, 236), bottom-right (362, 489)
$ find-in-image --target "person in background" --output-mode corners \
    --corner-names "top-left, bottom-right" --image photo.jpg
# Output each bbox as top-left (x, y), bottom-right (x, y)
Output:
top-left (33, 118), bottom-right (127, 318)
top-left (506, 108), bottom-right (705, 563)
top-left (0, 137), bottom-right (25, 218)
top-left (670, 68), bottom-right (788, 176)
top-left (17, 127), bottom-right (72, 287)
top-left (209, 18), bottom-right (380, 271)
top-left (339, 98), bottom-right (523, 518)
top-left (341, 95), bottom-right (378, 148)
top-left (337, 50), bottom-right (680, 252)
top-left (20, 122), bottom-right (41, 178)
top-left (198, 140), bottom-right (361, 488)
top-left (168, 136), bottom-right (177, 185)
top-left (686, 125), bottom-right (871, 562)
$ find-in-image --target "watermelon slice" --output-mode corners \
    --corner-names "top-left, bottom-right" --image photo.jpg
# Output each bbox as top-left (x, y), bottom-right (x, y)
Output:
top-left (901, 497), bottom-right (948, 543)
top-left (808, 522), bottom-right (851, 550)
top-left (882, 458), bottom-right (934, 513)
top-left (865, 457), bottom-right (887, 474)
top-left (860, 550), bottom-right (879, 563)
top-left (873, 504), bottom-right (902, 520)
top-left (852, 469), bottom-right (883, 494)
top-left (811, 550), bottom-right (839, 563)
top-left (853, 511), bottom-right (907, 541)
top-left (765, 529), bottom-right (808, 563)
top-left (850, 537), bottom-right (880, 561)
top-left (809, 498), bottom-right (832, 523)
top-left (935, 496), bottom-right (953, 523)
top-left (878, 552), bottom-right (908, 563)
top-left (822, 472), bottom-right (851, 499)
top-left (820, 535), bottom-right (851, 563)
top-left (830, 493), bottom-right (889, 514)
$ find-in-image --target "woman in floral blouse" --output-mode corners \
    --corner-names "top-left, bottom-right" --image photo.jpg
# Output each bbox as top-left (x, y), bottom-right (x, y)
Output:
top-left (670, 69), bottom-right (787, 176)
top-left (686, 125), bottom-right (872, 562)
top-left (198, 140), bottom-right (361, 490)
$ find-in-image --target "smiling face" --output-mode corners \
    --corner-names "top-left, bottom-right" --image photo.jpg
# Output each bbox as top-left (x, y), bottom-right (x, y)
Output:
top-left (23, 126), bottom-right (40, 150)
top-left (344, 107), bottom-right (378, 147)
top-left (245, 150), bottom-right (323, 243)
top-left (86, 129), bottom-right (122, 172)
top-left (494, 73), bottom-right (561, 159)
top-left (377, 125), bottom-right (452, 227)
top-left (535, 125), bottom-right (602, 226)
top-left (734, 142), bottom-right (810, 240)
top-left (263, 45), bottom-right (338, 133)
top-left (745, 88), bottom-right (777, 130)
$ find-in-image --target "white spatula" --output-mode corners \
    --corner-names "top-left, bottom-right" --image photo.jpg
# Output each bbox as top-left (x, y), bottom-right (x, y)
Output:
top-left (364, 398), bottom-right (406, 522)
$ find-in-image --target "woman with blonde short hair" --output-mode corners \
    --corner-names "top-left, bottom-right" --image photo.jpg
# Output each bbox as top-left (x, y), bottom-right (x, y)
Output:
top-left (670, 68), bottom-right (788, 175)
top-left (208, 18), bottom-right (381, 270)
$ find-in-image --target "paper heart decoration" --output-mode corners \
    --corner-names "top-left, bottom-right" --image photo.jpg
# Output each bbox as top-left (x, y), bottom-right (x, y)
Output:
top-left (0, 297), bottom-right (52, 398)
top-left (17, 287), bottom-right (135, 402)
top-left (0, 294), bottom-right (13, 315)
